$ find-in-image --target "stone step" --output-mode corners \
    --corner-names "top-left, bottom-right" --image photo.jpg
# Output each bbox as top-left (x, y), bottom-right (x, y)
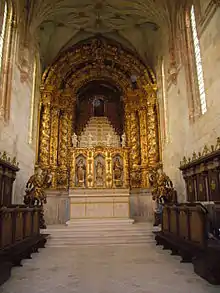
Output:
top-left (44, 229), bottom-right (152, 235)
top-left (66, 218), bottom-right (135, 226)
top-left (43, 222), bottom-right (154, 247)
top-left (46, 239), bottom-right (155, 247)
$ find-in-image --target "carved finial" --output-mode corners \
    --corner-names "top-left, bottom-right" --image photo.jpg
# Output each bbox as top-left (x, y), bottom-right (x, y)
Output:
top-left (192, 152), bottom-right (197, 161)
top-left (183, 156), bottom-right (187, 165)
top-left (215, 137), bottom-right (220, 150)
top-left (202, 145), bottom-right (210, 156)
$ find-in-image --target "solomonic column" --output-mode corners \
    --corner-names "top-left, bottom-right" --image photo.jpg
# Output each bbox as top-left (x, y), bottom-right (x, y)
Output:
top-left (38, 91), bottom-right (52, 167)
top-left (50, 107), bottom-right (60, 166)
top-left (138, 107), bottom-right (149, 187)
top-left (49, 107), bottom-right (60, 188)
top-left (130, 111), bottom-right (141, 168)
top-left (147, 93), bottom-right (160, 168)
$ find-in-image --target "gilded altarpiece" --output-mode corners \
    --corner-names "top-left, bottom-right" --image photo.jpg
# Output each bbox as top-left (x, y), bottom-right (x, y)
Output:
top-left (38, 38), bottom-right (160, 197)
top-left (69, 147), bottom-right (129, 189)
top-left (124, 87), bottom-right (160, 188)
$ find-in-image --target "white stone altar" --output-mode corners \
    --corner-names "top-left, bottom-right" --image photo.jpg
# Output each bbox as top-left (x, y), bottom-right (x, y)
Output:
top-left (68, 188), bottom-right (130, 220)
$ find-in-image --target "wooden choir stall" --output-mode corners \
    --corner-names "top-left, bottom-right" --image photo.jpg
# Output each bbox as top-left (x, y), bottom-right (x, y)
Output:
top-left (154, 139), bottom-right (220, 285)
top-left (0, 152), bottom-right (48, 286)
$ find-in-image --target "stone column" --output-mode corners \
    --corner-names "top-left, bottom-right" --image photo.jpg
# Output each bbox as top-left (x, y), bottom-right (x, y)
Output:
top-left (38, 92), bottom-right (52, 167)
top-left (138, 107), bottom-right (149, 187)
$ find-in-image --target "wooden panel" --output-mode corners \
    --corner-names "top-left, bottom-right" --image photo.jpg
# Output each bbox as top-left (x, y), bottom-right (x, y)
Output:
top-left (208, 170), bottom-right (220, 201)
top-left (197, 174), bottom-right (207, 201)
top-left (189, 208), bottom-right (205, 246)
top-left (24, 211), bottom-right (32, 237)
top-left (14, 211), bottom-right (24, 242)
top-left (178, 208), bottom-right (188, 240)
top-left (162, 206), bottom-right (169, 232)
top-left (33, 211), bottom-right (39, 235)
top-left (1, 212), bottom-right (13, 248)
top-left (170, 207), bottom-right (177, 234)
top-left (186, 177), bottom-right (196, 202)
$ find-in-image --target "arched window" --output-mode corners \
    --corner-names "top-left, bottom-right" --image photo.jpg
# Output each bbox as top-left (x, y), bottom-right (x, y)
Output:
top-left (0, 0), bottom-right (15, 122)
top-left (0, 1), bottom-right (8, 72)
top-left (161, 59), bottom-right (168, 143)
top-left (190, 5), bottom-right (207, 115)
top-left (28, 58), bottom-right (37, 144)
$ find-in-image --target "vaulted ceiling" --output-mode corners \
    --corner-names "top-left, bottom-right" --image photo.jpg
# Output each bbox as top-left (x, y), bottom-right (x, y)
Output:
top-left (18, 0), bottom-right (186, 69)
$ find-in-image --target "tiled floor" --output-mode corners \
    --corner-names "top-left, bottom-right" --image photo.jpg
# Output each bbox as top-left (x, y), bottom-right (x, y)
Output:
top-left (1, 242), bottom-right (220, 293)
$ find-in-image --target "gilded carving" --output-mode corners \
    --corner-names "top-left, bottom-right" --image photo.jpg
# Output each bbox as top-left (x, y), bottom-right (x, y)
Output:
top-left (50, 107), bottom-right (60, 166)
top-left (38, 37), bottom-right (160, 190)
top-left (76, 158), bottom-right (86, 187)
top-left (147, 100), bottom-right (159, 167)
top-left (39, 101), bottom-right (51, 167)
top-left (58, 111), bottom-right (69, 168)
top-left (130, 111), bottom-right (141, 168)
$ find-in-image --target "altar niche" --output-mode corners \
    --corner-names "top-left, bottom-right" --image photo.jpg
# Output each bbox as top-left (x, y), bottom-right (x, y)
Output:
top-left (93, 97), bottom-right (105, 117)
top-left (70, 148), bottom-right (129, 189)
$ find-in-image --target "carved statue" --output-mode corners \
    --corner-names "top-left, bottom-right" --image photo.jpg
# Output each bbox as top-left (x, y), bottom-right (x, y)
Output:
top-left (106, 133), bottom-right (112, 146)
top-left (149, 167), bottom-right (177, 226)
top-left (121, 133), bottom-right (126, 147)
top-left (24, 167), bottom-right (51, 207)
top-left (149, 168), bottom-right (176, 203)
top-left (88, 133), bottom-right (93, 147)
top-left (113, 158), bottom-right (123, 186)
top-left (96, 160), bottom-right (104, 186)
top-left (72, 133), bottom-right (78, 147)
top-left (76, 159), bottom-right (86, 187)
top-left (24, 167), bottom-right (52, 229)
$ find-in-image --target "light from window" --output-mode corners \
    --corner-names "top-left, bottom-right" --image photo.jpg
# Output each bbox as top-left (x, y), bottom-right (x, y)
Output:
top-left (0, 1), bottom-right (8, 72)
top-left (190, 5), bottom-right (207, 114)
top-left (29, 59), bottom-right (37, 144)
top-left (161, 59), bottom-right (168, 141)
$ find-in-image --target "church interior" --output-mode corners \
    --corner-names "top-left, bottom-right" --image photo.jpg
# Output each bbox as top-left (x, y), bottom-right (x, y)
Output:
top-left (0, 0), bottom-right (220, 292)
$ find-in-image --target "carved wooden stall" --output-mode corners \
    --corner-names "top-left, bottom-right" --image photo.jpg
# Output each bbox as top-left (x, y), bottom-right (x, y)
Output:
top-left (0, 152), bottom-right (48, 286)
top-left (0, 152), bottom-right (19, 206)
top-left (179, 140), bottom-right (220, 202)
top-left (0, 206), bottom-right (48, 286)
top-left (155, 203), bottom-right (220, 285)
top-left (155, 139), bottom-right (220, 285)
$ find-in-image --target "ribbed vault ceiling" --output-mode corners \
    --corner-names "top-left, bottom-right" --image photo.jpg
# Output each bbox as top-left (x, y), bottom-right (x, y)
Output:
top-left (18, 0), bottom-right (186, 69)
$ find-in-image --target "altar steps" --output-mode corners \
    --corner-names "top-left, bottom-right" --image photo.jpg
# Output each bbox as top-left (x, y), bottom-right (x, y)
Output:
top-left (42, 221), bottom-right (154, 247)
top-left (79, 116), bottom-right (120, 148)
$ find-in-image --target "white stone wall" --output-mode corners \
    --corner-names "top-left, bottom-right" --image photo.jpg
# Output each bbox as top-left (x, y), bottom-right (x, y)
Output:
top-left (0, 63), bottom-right (37, 203)
top-left (160, 7), bottom-right (220, 201)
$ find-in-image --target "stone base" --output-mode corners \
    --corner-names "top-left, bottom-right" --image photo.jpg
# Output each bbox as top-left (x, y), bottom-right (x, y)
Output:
top-left (44, 190), bottom-right (70, 225)
top-left (129, 188), bottom-right (154, 222)
top-left (69, 188), bottom-right (130, 219)
top-left (66, 218), bottom-right (134, 227)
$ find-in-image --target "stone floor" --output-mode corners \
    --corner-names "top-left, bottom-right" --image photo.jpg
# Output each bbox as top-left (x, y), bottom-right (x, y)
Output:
top-left (1, 242), bottom-right (220, 293)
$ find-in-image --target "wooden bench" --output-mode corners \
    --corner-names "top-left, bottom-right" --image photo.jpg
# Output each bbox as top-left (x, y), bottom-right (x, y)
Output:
top-left (0, 206), bottom-right (48, 286)
top-left (155, 202), bottom-right (220, 284)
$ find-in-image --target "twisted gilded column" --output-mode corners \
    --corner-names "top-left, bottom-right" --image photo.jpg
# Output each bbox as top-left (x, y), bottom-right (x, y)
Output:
top-left (50, 107), bottom-right (60, 166)
top-left (49, 107), bottom-right (60, 188)
top-left (124, 107), bottom-right (131, 148)
top-left (146, 91), bottom-right (160, 168)
top-left (56, 110), bottom-right (69, 188)
top-left (38, 92), bottom-right (52, 167)
top-left (138, 107), bottom-right (149, 187)
top-left (130, 111), bottom-right (141, 168)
